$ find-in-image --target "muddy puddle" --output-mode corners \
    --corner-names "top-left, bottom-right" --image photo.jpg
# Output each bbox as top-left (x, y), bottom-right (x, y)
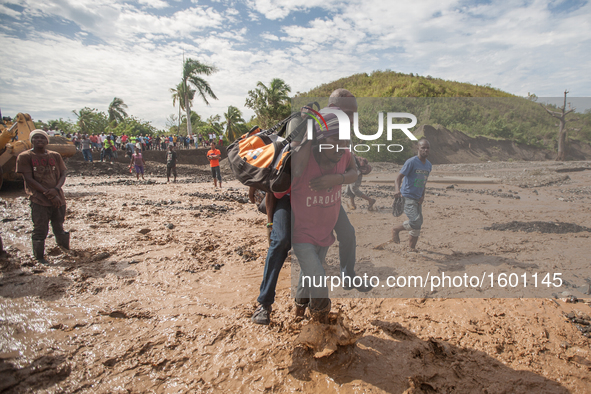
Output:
top-left (1, 160), bottom-right (591, 393)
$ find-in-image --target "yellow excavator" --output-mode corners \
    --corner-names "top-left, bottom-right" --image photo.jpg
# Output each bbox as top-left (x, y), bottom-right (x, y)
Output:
top-left (0, 113), bottom-right (77, 189)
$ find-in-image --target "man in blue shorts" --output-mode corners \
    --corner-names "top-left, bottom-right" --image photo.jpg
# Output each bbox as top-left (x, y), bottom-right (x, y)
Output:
top-left (207, 142), bottom-right (222, 188)
top-left (392, 138), bottom-right (432, 250)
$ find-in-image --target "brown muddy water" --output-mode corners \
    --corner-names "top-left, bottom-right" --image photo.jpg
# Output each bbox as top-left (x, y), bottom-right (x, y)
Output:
top-left (1, 160), bottom-right (591, 393)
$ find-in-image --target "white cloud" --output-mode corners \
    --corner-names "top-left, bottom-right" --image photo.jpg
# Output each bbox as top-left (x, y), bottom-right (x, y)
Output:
top-left (15, 0), bottom-right (225, 43)
top-left (137, 0), bottom-right (170, 9)
top-left (260, 32), bottom-right (279, 41)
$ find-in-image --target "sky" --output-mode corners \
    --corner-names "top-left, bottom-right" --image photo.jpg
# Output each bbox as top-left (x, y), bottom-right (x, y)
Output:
top-left (1, 0), bottom-right (590, 130)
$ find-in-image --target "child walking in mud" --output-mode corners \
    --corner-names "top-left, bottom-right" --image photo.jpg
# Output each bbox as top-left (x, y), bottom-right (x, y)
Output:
top-left (129, 147), bottom-right (145, 180)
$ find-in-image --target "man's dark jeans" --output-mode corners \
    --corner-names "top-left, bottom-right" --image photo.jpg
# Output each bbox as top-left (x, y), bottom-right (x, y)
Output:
top-left (257, 199), bottom-right (356, 307)
top-left (257, 196), bottom-right (291, 306)
top-left (31, 202), bottom-right (66, 241)
top-left (335, 205), bottom-right (356, 279)
top-left (82, 148), bottom-right (93, 162)
top-left (103, 148), bottom-right (113, 162)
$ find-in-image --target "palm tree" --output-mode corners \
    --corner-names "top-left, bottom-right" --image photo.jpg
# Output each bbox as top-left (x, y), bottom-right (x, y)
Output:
top-left (222, 106), bottom-right (245, 142)
top-left (181, 58), bottom-right (218, 137)
top-left (171, 82), bottom-right (194, 134)
top-left (262, 78), bottom-right (291, 108)
top-left (245, 78), bottom-right (291, 129)
top-left (72, 108), bottom-right (93, 134)
top-left (108, 97), bottom-right (128, 126)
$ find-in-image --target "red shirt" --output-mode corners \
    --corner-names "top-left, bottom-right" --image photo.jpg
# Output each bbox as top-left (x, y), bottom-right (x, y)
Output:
top-left (291, 151), bottom-right (351, 246)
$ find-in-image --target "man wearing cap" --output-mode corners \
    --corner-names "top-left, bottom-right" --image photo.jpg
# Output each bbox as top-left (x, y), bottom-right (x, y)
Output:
top-left (289, 104), bottom-right (359, 322)
top-left (251, 89), bottom-right (370, 326)
top-left (16, 130), bottom-right (69, 265)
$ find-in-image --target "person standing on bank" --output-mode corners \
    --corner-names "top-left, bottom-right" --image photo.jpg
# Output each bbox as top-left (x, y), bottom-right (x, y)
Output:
top-left (16, 130), bottom-right (70, 265)
top-left (391, 138), bottom-right (431, 250)
top-left (166, 145), bottom-right (177, 183)
top-left (207, 142), bottom-right (222, 188)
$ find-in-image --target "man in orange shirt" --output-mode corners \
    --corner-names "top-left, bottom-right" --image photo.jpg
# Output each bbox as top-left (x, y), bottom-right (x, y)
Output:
top-left (207, 142), bottom-right (222, 188)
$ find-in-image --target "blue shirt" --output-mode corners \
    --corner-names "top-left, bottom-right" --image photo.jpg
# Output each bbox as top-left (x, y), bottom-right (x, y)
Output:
top-left (400, 156), bottom-right (432, 200)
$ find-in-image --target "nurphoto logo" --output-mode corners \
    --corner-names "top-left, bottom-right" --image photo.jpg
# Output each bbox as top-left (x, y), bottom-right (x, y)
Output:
top-left (307, 107), bottom-right (418, 153)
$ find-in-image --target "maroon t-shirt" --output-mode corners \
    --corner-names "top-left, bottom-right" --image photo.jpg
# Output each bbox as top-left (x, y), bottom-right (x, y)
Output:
top-left (16, 150), bottom-right (67, 206)
top-left (291, 150), bottom-right (351, 247)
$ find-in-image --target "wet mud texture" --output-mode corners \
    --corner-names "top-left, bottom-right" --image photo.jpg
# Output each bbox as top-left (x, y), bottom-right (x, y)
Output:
top-left (1, 160), bottom-right (591, 393)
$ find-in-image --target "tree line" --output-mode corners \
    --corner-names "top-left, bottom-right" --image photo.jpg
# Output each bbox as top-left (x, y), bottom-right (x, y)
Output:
top-left (32, 58), bottom-right (293, 145)
top-left (29, 64), bottom-right (590, 161)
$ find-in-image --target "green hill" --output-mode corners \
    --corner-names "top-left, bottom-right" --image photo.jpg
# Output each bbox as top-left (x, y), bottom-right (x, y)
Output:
top-left (300, 70), bottom-right (515, 98)
top-left (295, 70), bottom-right (591, 162)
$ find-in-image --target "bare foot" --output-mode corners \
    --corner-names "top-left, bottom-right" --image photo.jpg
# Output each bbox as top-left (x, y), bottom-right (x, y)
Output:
top-left (409, 236), bottom-right (419, 250)
top-left (392, 229), bottom-right (400, 244)
top-left (368, 198), bottom-right (376, 211)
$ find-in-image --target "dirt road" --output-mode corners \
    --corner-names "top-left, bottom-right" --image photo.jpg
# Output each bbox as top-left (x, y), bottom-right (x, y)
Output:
top-left (1, 160), bottom-right (590, 393)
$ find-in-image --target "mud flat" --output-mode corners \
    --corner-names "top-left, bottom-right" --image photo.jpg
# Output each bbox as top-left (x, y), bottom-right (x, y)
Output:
top-left (1, 160), bottom-right (590, 393)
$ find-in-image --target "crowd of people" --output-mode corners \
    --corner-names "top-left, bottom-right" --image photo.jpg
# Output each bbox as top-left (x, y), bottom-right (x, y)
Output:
top-left (39, 128), bottom-right (226, 167)
top-left (43, 129), bottom-right (224, 158)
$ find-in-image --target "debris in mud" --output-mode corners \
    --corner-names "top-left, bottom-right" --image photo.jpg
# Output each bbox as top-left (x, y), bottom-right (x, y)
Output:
top-left (484, 221), bottom-right (591, 234)
top-left (185, 190), bottom-right (249, 204)
top-left (166, 223), bottom-right (175, 229)
top-left (138, 228), bottom-right (151, 234)
top-left (93, 252), bottom-right (111, 261)
top-left (133, 199), bottom-right (181, 206)
top-left (193, 203), bottom-right (230, 212)
top-left (555, 167), bottom-right (590, 173)
top-left (564, 312), bottom-right (591, 338)
top-left (99, 308), bottom-right (153, 319)
top-left (234, 246), bottom-right (259, 261)
top-left (455, 187), bottom-right (521, 199)
top-left (186, 238), bottom-right (220, 254)
top-left (295, 312), bottom-right (358, 358)
top-left (515, 174), bottom-right (571, 188)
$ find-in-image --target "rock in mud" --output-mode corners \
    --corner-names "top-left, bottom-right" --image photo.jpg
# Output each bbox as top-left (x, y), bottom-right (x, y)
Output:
top-left (295, 313), bottom-right (358, 358)
top-left (138, 228), bottom-right (151, 234)
top-left (93, 252), bottom-right (111, 261)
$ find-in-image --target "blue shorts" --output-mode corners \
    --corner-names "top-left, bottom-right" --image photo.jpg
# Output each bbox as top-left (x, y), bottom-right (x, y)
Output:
top-left (402, 197), bottom-right (423, 236)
